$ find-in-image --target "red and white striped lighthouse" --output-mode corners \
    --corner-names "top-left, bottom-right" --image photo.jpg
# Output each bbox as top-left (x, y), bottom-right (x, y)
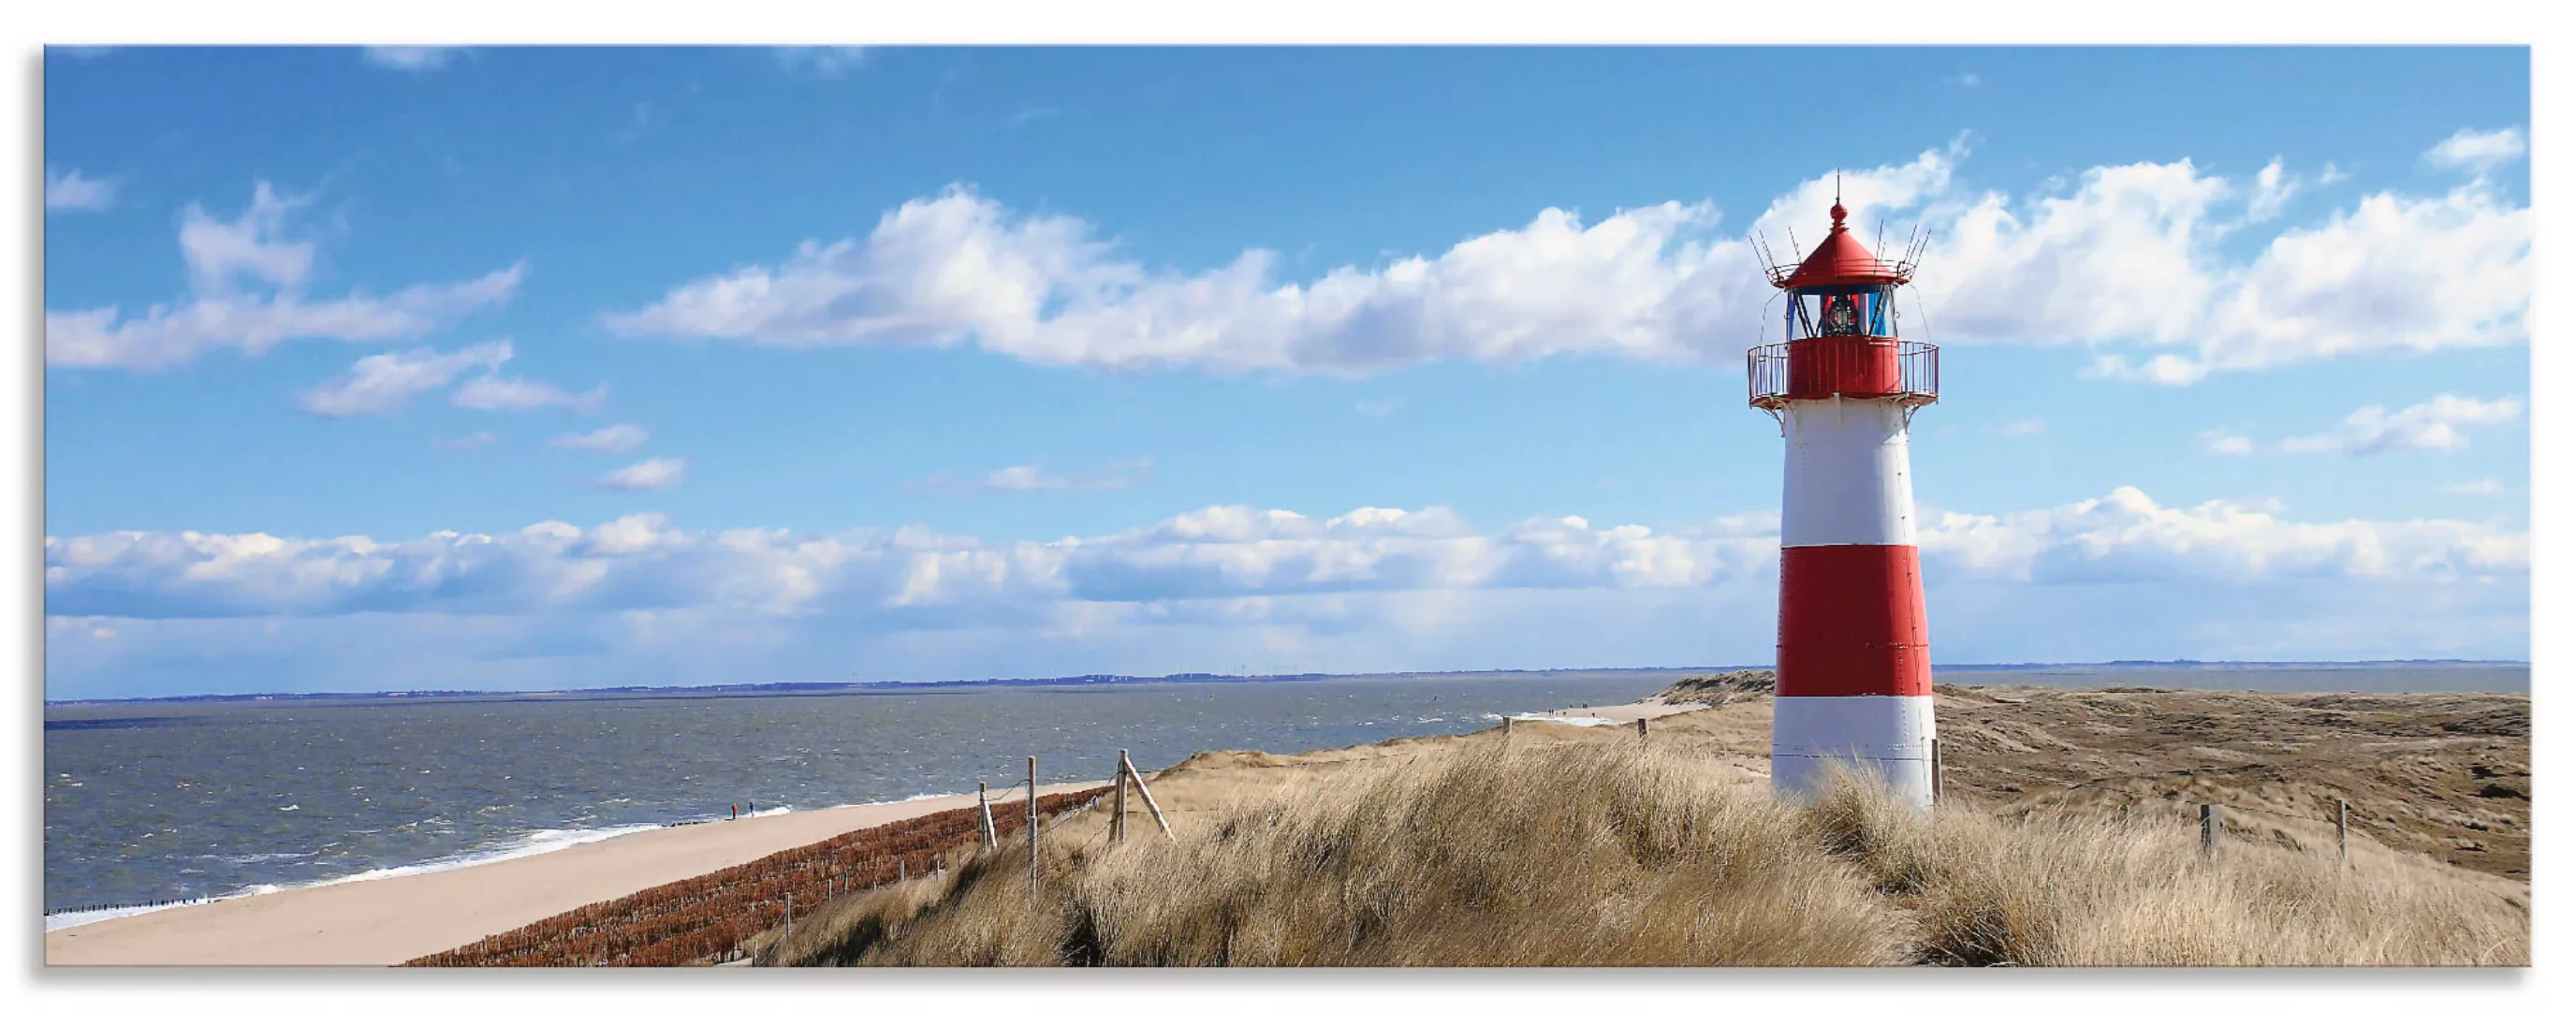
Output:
top-left (1749, 198), bottom-right (1939, 809)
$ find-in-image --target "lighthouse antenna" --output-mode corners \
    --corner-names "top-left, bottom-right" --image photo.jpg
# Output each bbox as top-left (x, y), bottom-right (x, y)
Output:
top-left (1786, 226), bottom-right (1802, 263)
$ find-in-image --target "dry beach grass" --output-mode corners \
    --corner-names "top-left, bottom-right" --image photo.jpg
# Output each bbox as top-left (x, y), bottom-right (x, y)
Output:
top-left (763, 739), bottom-right (2526, 967)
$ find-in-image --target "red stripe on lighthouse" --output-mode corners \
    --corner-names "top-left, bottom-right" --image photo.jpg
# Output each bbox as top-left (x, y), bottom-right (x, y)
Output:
top-left (1776, 544), bottom-right (1931, 698)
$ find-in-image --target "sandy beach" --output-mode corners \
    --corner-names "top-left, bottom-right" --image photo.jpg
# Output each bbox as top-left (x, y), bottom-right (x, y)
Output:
top-left (1533, 699), bottom-right (1707, 724)
top-left (45, 781), bottom-right (1105, 967)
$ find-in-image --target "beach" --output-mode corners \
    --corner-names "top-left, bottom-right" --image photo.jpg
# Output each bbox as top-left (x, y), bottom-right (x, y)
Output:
top-left (45, 782), bottom-right (1105, 967)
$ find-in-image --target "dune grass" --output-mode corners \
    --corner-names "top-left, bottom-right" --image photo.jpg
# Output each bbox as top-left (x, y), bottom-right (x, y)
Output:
top-left (763, 740), bottom-right (2526, 967)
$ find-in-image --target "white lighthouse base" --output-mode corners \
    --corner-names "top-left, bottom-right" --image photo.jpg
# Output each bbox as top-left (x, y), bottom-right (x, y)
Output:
top-left (1770, 695), bottom-right (1936, 810)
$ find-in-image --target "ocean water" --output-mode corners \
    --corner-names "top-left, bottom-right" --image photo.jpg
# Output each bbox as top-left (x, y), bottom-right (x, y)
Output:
top-left (42, 671), bottom-right (1683, 920)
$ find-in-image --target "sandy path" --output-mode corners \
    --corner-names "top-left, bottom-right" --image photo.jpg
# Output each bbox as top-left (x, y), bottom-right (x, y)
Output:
top-left (1537, 700), bottom-right (1707, 723)
top-left (45, 781), bottom-right (1105, 967)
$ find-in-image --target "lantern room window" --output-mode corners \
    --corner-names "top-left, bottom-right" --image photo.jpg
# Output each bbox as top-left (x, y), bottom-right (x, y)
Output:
top-left (1786, 285), bottom-right (1897, 342)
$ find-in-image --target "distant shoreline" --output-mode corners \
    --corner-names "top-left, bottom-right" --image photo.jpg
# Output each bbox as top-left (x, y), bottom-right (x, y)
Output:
top-left (43, 659), bottom-right (2530, 707)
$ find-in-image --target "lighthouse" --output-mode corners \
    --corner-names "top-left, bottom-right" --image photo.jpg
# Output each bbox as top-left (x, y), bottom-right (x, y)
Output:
top-left (1749, 198), bottom-right (1939, 809)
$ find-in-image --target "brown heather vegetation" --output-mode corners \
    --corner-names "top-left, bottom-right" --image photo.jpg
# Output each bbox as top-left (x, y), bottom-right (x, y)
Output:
top-left (405, 787), bottom-right (1107, 967)
top-left (760, 740), bottom-right (2527, 967)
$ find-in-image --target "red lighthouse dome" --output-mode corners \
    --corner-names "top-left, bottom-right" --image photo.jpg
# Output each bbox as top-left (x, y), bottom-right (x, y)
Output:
top-left (1774, 201), bottom-right (1914, 289)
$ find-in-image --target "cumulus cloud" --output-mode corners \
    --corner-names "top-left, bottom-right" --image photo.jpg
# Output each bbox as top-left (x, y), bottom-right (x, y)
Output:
top-left (593, 457), bottom-right (687, 491)
top-left (2423, 126), bottom-right (2525, 175)
top-left (773, 46), bottom-right (867, 78)
top-left (297, 340), bottom-right (514, 417)
top-left (46, 168), bottom-right (116, 212)
top-left (1938, 154), bottom-right (2527, 384)
top-left (1916, 487), bottom-right (2525, 585)
top-left (43, 489), bottom-right (2524, 624)
top-left (2277, 395), bottom-right (2523, 455)
top-left (455, 374), bottom-right (607, 413)
top-left (550, 423), bottom-right (651, 453)
top-left (607, 134), bottom-right (2523, 384)
top-left (45, 182), bottom-right (522, 369)
top-left (911, 459), bottom-right (1153, 495)
top-left (363, 46), bottom-right (464, 71)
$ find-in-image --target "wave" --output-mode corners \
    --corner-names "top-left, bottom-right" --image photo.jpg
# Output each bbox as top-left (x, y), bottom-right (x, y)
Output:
top-left (45, 821), bottom-right (672, 934)
top-left (45, 897), bottom-right (212, 933)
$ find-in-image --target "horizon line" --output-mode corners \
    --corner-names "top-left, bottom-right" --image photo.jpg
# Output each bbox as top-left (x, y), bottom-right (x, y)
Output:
top-left (40, 658), bottom-right (2528, 707)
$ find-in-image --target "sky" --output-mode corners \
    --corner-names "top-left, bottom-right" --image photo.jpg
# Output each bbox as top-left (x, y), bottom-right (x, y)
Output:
top-left (40, 45), bottom-right (2531, 700)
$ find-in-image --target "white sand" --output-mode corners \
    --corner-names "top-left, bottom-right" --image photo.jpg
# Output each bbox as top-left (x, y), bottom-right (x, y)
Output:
top-left (1539, 700), bottom-right (1708, 723)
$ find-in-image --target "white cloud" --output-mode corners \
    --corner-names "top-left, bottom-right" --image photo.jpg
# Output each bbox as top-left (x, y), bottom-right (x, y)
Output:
top-left (1947, 72), bottom-right (1981, 88)
top-left (550, 423), bottom-right (651, 453)
top-left (179, 181), bottom-right (314, 296)
top-left (45, 168), bottom-right (116, 212)
top-left (593, 457), bottom-right (687, 491)
top-left (2247, 157), bottom-right (2300, 223)
top-left (298, 341), bottom-right (513, 418)
top-left (2435, 478), bottom-right (2507, 497)
top-left (911, 459), bottom-right (1153, 495)
top-left (773, 46), bottom-right (867, 78)
top-left (607, 134), bottom-right (2523, 384)
top-left (363, 47), bottom-right (464, 71)
top-left (2197, 430), bottom-right (2254, 457)
top-left (1996, 418), bottom-right (2046, 437)
top-left (45, 182), bottom-right (523, 369)
top-left (42, 489), bottom-right (2523, 624)
top-left (455, 374), bottom-right (607, 413)
top-left (2277, 394), bottom-right (2523, 455)
top-left (2423, 126), bottom-right (2525, 175)
top-left (1921, 155), bottom-right (2527, 383)
top-left (1916, 486), bottom-right (2525, 584)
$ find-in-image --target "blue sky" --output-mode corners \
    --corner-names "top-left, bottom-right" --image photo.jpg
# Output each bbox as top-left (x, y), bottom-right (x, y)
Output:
top-left (41, 46), bottom-right (2530, 699)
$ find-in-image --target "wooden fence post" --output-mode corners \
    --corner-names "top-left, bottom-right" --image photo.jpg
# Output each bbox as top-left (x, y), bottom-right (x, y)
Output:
top-left (1931, 738), bottom-right (1944, 804)
top-left (1636, 717), bottom-right (1648, 743)
top-left (1122, 752), bottom-right (1175, 839)
top-left (2336, 799), bottom-right (2349, 868)
top-left (2201, 803), bottom-right (2222, 861)
top-left (1114, 749), bottom-right (1130, 844)
top-left (1027, 755), bottom-right (1039, 892)
top-left (1502, 716), bottom-right (1514, 740)
top-left (977, 780), bottom-right (998, 852)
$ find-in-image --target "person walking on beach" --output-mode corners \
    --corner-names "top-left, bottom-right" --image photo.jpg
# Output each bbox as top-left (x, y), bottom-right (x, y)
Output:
top-left (730, 803), bottom-right (738, 821)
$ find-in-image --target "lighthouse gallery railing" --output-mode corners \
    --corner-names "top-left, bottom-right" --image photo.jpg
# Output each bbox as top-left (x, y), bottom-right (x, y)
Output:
top-left (1747, 339), bottom-right (1939, 411)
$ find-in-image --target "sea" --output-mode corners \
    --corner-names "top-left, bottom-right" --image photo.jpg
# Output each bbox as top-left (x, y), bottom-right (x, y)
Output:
top-left (42, 662), bottom-right (2526, 930)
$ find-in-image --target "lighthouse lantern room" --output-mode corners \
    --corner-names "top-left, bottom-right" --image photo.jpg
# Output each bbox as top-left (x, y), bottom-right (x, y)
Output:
top-left (1749, 197), bottom-right (1939, 810)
